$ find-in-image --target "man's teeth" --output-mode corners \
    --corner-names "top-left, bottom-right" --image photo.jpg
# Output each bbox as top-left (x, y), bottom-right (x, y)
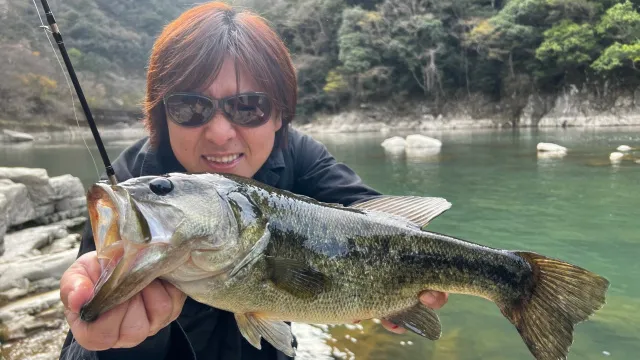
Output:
top-left (205, 154), bottom-right (241, 163)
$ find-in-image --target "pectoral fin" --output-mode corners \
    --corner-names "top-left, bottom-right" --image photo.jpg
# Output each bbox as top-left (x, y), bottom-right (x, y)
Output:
top-left (265, 257), bottom-right (331, 299)
top-left (234, 313), bottom-right (295, 357)
top-left (384, 302), bottom-right (442, 340)
top-left (229, 223), bottom-right (271, 277)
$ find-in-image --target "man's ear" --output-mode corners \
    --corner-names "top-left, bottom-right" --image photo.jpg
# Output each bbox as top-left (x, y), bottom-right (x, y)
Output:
top-left (273, 111), bottom-right (283, 131)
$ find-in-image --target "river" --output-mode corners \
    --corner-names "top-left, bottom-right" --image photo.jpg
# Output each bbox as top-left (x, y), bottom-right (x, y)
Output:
top-left (1, 126), bottom-right (639, 359)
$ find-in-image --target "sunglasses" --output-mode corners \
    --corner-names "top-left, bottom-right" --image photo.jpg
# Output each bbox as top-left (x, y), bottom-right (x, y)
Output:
top-left (163, 92), bottom-right (272, 128)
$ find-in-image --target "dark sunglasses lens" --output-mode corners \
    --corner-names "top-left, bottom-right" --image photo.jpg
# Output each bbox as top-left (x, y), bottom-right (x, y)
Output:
top-left (165, 94), bottom-right (215, 126)
top-left (223, 94), bottom-right (271, 127)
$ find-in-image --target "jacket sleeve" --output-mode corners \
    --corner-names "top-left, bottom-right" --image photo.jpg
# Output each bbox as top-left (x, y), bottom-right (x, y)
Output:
top-left (291, 132), bottom-right (382, 206)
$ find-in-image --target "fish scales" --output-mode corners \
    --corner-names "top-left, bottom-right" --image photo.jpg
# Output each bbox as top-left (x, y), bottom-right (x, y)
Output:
top-left (194, 180), bottom-right (532, 324)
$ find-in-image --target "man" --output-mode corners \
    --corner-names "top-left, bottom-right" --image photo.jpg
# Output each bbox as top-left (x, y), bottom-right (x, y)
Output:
top-left (59, 3), bottom-right (448, 359)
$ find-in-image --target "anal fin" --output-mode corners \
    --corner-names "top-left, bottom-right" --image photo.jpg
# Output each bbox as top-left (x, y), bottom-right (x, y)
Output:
top-left (234, 313), bottom-right (295, 357)
top-left (384, 302), bottom-right (442, 340)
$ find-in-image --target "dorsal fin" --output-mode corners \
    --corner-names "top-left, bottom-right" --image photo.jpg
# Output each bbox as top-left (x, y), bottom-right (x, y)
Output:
top-left (349, 196), bottom-right (451, 228)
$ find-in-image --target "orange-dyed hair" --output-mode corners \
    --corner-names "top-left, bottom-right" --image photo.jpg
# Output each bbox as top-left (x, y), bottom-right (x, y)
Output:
top-left (143, 2), bottom-right (297, 148)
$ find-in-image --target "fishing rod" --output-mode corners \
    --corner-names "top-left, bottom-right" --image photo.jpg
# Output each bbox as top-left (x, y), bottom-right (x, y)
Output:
top-left (37, 0), bottom-right (118, 186)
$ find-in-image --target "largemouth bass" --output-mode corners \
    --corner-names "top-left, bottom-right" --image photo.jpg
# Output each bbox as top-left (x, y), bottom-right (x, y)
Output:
top-left (80, 173), bottom-right (609, 360)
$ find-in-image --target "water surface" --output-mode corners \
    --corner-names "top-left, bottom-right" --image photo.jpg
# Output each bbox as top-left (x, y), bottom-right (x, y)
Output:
top-left (1, 127), bottom-right (638, 359)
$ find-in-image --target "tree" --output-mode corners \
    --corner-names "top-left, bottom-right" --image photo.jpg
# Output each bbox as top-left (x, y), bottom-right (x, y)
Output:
top-left (591, 41), bottom-right (640, 71)
top-left (591, 1), bottom-right (640, 72)
top-left (535, 20), bottom-right (598, 75)
top-left (376, 0), bottom-right (448, 97)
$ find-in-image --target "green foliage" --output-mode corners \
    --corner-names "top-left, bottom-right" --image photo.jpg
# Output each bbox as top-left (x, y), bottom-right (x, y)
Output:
top-left (4, 0), bottom-right (640, 125)
top-left (338, 7), bottom-right (381, 74)
top-left (596, 0), bottom-right (640, 41)
top-left (589, 1), bottom-right (640, 72)
top-left (591, 41), bottom-right (640, 71)
top-left (536, 20), bottom-right (598, 69)
top-left (324, 70), bottom-right (350, 94)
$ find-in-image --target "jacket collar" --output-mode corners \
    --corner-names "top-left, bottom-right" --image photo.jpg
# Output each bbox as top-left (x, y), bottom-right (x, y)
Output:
top-left (137, 139), bottom-right (285, 187)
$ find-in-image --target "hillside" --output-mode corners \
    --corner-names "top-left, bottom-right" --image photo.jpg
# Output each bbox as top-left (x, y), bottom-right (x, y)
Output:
top-left (1, 0), bottom-right (640, 130)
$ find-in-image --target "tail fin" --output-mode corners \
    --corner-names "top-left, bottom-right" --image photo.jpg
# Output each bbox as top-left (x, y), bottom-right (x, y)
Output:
top-left (501, 251), bottom-right (609, 360)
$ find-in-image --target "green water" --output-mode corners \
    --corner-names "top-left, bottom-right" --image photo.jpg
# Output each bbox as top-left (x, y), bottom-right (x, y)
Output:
top-left (1, 127), bottom-right (638, 359)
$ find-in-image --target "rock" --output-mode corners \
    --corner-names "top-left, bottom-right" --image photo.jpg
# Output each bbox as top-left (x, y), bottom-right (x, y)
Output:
top-left (635, 159), bottom-right (640, 164)
top-left (0, 278), bottom-right (62, 307)
top-left (42, 234), bottom-right (81, 254)
top-left (0, 167), bottom-right (48, 185)
top-left (609, 152), bottom-right (624, 162)
top-left (405, 134), bottom-right (442, 149)
top-left (0, 290), bottom-right (63, 341)
top-left (0, 248), bottom-right (78, 292)
top-left (537, 151), bottom-right (566, 159)
top-left (0, 180), bottom-right (36, 227)
top-left (24, 183), bottom-right (57, 206)
top-left (34, 208), bottom-right (86, 225)
top-left (537, 85), bottom-right (640, 127)
top-left (1, 129), bottom-right (34, 143)
top-left (406, 147), bottom-right (441, 159)
top-left (0, 221), bottom-right (81, 261)
top-left (381, 136), bottom-right (406, 155)
top-left (617, 145), bottom-right (633, 152)
top-left (34, 204), bottom-right (56, 219)
top-left (54, 196), bottom-right (86, 212)
top-left (536, 142), bottom-right (568, 153)
top-left (0, 193), bottom-right (6, 256)
top-left (49, 174), bottom-right (85, 200)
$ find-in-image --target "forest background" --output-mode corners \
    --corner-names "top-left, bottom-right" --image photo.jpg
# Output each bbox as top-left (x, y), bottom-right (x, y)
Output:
top-left (1, 0), bottom-right (639, 130)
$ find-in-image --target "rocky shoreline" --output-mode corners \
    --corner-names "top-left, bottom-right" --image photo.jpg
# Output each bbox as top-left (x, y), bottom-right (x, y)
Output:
top-left (296, 85), bottom-right (640, 134)
top-left (2, 85), bottom-right (640, 141)
top-left (0, 167), bottom-right (87, 359)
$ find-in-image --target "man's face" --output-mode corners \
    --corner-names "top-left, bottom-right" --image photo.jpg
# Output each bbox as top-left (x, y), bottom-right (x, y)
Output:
top-left (166, 57), bottom-right (282, 178)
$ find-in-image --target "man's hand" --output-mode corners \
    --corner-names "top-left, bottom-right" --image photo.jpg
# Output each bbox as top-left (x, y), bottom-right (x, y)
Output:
top-left (381, 290), bottom-right (448, 333)
top-left (60, 251), bottom-right (186, 351)
top-left (353, 290), bottom-right (449, 334)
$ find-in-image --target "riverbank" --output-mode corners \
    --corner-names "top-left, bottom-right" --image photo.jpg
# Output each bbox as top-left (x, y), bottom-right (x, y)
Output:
top-left (2, 85), bottom-right (640, 139)
top-left (297, 86), bottom-right (640, 134)
top-left (0, 167), bottom-right (89, 359)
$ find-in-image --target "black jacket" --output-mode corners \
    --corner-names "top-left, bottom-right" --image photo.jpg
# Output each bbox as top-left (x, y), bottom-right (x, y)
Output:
top-left (59, 128), bottom-right (381, 360)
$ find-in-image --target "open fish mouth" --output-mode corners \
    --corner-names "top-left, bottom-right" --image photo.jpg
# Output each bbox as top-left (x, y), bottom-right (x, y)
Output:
top-left (80, 182), bottom-right (184, 322)
top-left (87, 183), bottom-right (127, 272)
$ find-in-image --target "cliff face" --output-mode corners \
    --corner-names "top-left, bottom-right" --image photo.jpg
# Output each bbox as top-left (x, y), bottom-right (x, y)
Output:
top-left (521, 85), bottom-right (640, 128)
top-left (297, 85), bottom-right (640, 134)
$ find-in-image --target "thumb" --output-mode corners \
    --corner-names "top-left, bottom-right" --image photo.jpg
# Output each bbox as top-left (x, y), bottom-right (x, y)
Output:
top-left (60, 251), bottom-right (102, 313)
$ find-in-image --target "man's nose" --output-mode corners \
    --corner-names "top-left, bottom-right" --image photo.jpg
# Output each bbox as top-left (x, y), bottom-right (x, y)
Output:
top-left (203, 112), bottom-right (237, 145)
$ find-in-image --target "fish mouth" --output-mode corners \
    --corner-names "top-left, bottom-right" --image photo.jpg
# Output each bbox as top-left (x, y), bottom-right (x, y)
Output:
top-left (80, 182), bottom-right (186, 322)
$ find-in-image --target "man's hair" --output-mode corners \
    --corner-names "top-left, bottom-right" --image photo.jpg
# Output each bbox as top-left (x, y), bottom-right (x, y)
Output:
top-left (143, 1), bottom-right (297, 148)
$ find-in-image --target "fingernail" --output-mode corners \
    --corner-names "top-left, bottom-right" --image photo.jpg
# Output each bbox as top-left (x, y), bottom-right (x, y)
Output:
top-left (423, 291), bottom-right (437, 305)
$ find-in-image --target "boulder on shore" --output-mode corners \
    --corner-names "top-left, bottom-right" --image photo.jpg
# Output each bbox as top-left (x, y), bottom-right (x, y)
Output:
top-left (0, 167), bottom-right (87, 228)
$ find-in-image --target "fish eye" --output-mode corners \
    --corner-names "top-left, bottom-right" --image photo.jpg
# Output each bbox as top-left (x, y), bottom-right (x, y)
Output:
top-left (149, 177), bottom-right (174, 195)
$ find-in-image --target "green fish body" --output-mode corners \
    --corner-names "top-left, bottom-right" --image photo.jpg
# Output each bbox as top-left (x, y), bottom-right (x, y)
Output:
top-left (81, 173), bottom-right (609, 360)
